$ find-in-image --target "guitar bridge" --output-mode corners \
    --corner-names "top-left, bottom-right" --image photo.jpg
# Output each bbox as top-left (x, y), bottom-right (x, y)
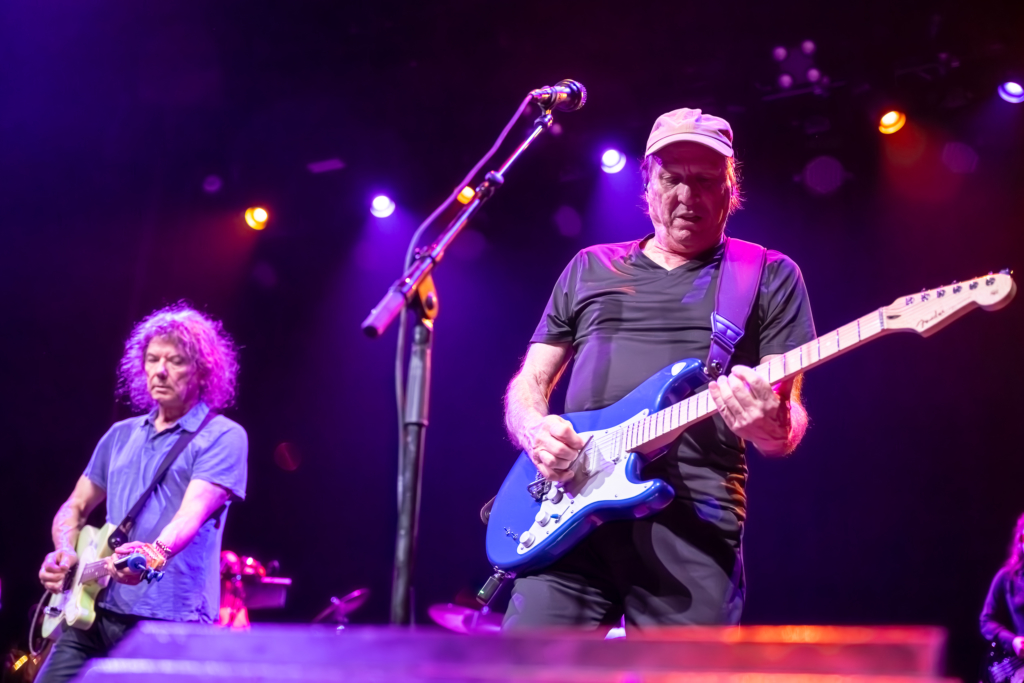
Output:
top-left (526, 478), bottom-right (550, 502)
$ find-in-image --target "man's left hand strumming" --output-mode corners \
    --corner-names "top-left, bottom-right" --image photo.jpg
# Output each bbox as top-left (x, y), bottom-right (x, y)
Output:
top-left (708, 363), bottom-right (806, 456)
top-left (105, 541), bottom-right (169, 585)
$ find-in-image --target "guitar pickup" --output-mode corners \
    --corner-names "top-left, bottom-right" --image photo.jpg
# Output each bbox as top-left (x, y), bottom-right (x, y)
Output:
top-left (526, 478), bottom-right (550, 502)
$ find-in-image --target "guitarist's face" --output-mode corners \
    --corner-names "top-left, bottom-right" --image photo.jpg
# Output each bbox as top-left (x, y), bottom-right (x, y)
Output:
top-left (144, 337), bottom-right (200, 411)
top-left (645, 142), bottom-right (731, 258)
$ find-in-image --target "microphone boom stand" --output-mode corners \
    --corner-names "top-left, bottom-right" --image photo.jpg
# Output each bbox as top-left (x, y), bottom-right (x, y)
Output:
top-left (362, 105), bottom-right (557, 626)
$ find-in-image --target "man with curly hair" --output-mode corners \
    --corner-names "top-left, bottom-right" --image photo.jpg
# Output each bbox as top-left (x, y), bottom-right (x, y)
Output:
top-left (36, 303), bottom-right (248, 683)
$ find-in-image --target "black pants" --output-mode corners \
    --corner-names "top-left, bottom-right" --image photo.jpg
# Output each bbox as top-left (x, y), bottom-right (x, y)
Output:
top-left (35, 608), bottom-right (147, 683)
top-left (502, 501), bottom-right (745, 630)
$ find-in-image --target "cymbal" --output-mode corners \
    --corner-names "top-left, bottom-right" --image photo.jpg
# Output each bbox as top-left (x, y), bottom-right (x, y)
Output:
top-left (428, 603), bottom-right (502, 635)
top-left (313, 588), bottom-right (371, 623)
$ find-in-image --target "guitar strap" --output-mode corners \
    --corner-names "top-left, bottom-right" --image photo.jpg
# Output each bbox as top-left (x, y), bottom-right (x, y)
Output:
top-left (107, 409), bottom-right (217, 550)
top-left (706, 237), bottom-right (767, 379)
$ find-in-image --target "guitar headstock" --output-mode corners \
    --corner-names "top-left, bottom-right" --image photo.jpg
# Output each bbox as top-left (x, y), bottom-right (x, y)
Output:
top-left (121, 552), bottom-right (166, 583)
top-left (882, 271), bottom-right (1016, 336)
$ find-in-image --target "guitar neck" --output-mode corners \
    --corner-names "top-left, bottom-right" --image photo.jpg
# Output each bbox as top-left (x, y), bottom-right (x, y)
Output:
top-left (625, 308), bottom-right (891, 454)
top-left (79, 559), bottom-right (111, 584)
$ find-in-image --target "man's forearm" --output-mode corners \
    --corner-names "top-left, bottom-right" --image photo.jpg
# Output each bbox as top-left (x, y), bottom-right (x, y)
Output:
top-left (504, 373), bottom-right (551, 450)
top-left (752, 399), bottom-right (808, 456)
top-left (52, 501), bottom-right (85, 552)
top-left (154, 514), bottom-right (202, 557)
top-left (153, 480), bottom-right (231, 557)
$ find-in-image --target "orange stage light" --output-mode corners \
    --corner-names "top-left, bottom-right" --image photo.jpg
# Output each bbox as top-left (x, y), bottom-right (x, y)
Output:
top-left (878, 110), bottom-right (906, 135)
top-left (244, 207), bottom-right (268, 230)
top-left (457, 186), bottom-right (476, 204)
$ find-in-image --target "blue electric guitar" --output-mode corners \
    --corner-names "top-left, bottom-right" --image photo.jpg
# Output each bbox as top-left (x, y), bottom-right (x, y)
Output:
top-left (485, 272), bottom-right (1016, 575)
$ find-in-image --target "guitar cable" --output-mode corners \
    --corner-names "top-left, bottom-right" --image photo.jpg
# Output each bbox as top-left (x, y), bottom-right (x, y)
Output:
top-left (28, 590), bottom-right (50, 656)
top-left (393, 93), bottom-right (534, 509)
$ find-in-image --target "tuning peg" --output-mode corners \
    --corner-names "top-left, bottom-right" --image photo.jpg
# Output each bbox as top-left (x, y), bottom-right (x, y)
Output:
top-left (1000, 268), bottom-right (1012, 275)
top-left (142, 568), bottom-right (165, 583)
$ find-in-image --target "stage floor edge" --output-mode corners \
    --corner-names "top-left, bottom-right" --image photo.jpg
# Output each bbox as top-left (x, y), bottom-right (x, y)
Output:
top-left (76, 622), bottom-right (959, 682)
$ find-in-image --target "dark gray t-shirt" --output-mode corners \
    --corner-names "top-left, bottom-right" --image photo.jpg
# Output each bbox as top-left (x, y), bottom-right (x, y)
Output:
top-left (531, 236), bottom-right (815, 529)
top-left (84, 401), bottom-right (248, 622)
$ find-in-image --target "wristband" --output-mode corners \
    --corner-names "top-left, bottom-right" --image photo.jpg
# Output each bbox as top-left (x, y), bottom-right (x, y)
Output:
top-left (154, 540), bottom-right (172, 558)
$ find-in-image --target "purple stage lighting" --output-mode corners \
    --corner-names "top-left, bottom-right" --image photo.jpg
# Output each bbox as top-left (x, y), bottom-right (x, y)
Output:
top-left (998, 82), bottom-right (1024, 104)
top-left (601, 149), bottom-right (626, 174)
top-left (202, 174), bottom-right (222, 194)
top-left (800, 156), bottom-right (846, 195)
top-left (370, 195), bottom-right (396, 218)
top-left (941, 142), bottom-right (979, 174)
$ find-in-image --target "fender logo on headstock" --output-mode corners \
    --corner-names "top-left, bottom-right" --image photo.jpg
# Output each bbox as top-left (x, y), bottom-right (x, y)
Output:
top-left (915, 309), bottom-right (946, 329)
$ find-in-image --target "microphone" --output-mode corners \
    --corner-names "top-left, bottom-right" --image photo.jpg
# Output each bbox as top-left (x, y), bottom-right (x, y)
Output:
top-left (530, 79), bottom-right (587, 112)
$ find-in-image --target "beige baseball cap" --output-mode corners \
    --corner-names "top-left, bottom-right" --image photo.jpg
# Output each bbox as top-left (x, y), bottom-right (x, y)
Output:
top-left (645, 108), bottom-right (734, 158)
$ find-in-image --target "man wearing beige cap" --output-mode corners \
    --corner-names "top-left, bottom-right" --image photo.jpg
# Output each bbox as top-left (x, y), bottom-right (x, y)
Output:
top-left (502, 108), bottom-right (816, 628)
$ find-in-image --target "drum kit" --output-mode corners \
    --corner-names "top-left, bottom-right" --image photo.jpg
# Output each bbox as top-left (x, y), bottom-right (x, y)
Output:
top-left (221, 549), bottom-right (500, 634)
top-left (427, 603), bottom-right (503, 635)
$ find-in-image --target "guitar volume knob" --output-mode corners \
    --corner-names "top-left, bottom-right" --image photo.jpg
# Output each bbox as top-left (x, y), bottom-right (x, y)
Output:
top-left (535, 511), bottom-right (551, 526)
top-left (520, 531), bottom-right (535, 548)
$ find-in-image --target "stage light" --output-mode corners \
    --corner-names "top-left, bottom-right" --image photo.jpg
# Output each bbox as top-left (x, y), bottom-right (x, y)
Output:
top-left (601, 149), bottom-right (626, 174)
top-left (244, 207), bottom-right (268, 230)
top-left (806, 68), bottom-right (821, 83)
top-left (202, 175), bottom-right (222, 194)
top-left (998, 82), bottom-right (1024, 104)
top-left (457, 186), bottom-right (476, 204)
top-left (800, 156), bottom-right (846, 195)
top-left (778, 74), bottom-right (794, 89)
top-left (370, 195), bottom-right (396, 218)
top-left (878, 110), bottom-right (906, 135)
top-left (941, 142), bottom-right (979, 174)
top-left (801, 40), bottom-right (816, 55)
top-left (306, 158), bottom-right (345, 174)
top-left (772, 46), bottom-right (787, 62)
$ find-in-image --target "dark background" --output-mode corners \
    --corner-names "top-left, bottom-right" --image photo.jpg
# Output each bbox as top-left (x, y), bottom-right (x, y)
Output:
top-left (2, 1), bottom-right (1023, 679)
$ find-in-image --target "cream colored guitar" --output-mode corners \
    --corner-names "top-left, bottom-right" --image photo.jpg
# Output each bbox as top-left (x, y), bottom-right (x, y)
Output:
top-left (41, 523), bottom-right (164, 638)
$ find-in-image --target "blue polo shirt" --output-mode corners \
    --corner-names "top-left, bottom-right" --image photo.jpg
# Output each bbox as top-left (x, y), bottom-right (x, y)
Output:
top-left (83, 402), bottom-right (248, 622)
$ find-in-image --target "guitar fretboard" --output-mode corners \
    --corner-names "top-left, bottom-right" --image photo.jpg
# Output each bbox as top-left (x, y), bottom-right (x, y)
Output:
top-left (623, 308), bottom-right (889, 454)
top-left (80, 559), bottom-right (109, 584)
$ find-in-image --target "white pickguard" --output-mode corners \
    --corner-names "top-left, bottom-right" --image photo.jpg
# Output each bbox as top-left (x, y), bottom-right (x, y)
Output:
top-left (517, 410), bottom-right (654, 555)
